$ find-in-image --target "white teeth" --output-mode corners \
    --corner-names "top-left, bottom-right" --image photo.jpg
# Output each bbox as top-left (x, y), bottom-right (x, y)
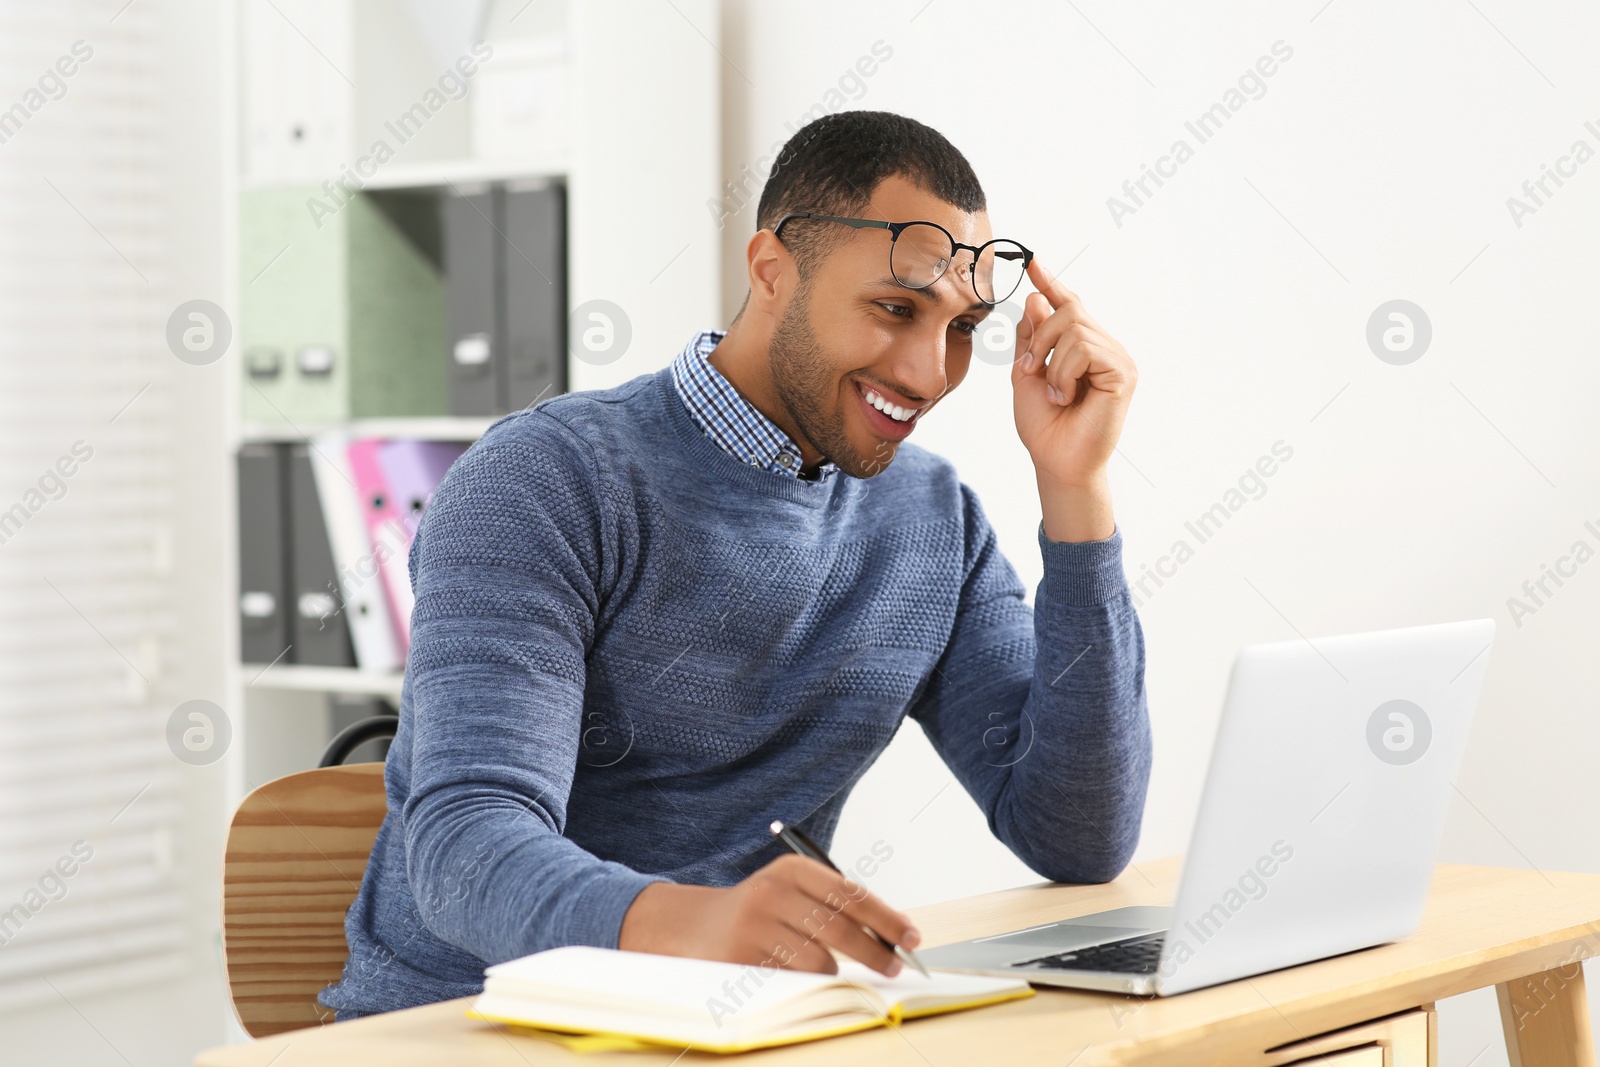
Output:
top-left (862, 385), bottom-right (916, 422)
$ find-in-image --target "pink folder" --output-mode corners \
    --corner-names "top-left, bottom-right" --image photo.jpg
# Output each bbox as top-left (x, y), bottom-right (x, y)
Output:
top-left (347, 438), bottom-right (413, 654)
top-left (375, 440), bottom-right (469, 648)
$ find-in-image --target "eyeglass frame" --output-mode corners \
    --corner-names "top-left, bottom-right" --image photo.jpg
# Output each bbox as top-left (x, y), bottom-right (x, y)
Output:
top-left (771, 212), bottom-right (1034, 307)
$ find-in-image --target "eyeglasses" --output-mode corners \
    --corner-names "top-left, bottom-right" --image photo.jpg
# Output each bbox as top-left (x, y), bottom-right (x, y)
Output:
top-left (773, 212), bottom-right (1033, 307)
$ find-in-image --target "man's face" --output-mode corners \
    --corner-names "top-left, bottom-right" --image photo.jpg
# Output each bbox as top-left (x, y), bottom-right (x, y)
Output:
top-left (769, 174), bottom-right (994, 479)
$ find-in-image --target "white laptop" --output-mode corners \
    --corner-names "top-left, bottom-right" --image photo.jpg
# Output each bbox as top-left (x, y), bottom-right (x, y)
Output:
top-left (919, 618), bottom-right (1496, 996)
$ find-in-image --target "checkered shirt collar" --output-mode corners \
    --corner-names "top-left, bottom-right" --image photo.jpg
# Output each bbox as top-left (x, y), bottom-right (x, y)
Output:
top-left (668, 329), bottom-right (840, 483)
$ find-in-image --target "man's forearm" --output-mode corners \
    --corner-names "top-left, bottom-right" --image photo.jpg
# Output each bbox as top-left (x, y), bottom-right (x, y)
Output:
top-left (909, 507), bottom-right (1151, 885)
top-left (404, 778), bottom-right (663, 962)
top-left (1006, 529), bottom-right (1151, 882)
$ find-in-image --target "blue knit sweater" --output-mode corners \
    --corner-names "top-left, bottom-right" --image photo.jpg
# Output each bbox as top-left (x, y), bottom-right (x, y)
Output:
top-left (319, 367), bottom-right (1151, 1017)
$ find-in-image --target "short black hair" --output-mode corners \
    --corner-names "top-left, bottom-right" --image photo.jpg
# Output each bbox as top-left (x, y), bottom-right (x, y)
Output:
top-left (756, 110), bottom-right (986, 277)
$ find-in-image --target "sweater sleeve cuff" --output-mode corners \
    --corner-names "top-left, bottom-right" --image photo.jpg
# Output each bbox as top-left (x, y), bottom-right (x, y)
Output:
top-left (1037, 521), bottom-right (1129, 607)
top-left (563, 866), bottom-right (672, 951)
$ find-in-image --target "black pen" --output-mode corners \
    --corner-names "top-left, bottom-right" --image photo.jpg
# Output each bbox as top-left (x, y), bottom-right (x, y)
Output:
top-left (769, 820), bottom-right (930, 978)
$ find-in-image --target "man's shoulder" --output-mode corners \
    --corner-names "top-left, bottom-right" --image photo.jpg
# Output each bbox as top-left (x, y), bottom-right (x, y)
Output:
top-left (429, 372), bottom-right (666, 520)
top-left (475, 370), bottom-right (665, 459)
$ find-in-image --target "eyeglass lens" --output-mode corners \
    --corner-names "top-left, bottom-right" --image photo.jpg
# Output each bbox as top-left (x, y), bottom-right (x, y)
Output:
top-left (890, 223), bottom-right (1027, 304)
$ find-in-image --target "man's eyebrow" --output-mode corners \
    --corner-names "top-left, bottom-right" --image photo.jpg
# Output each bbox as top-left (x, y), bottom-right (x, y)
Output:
top-left (869, 275), bottom-right (990, 313)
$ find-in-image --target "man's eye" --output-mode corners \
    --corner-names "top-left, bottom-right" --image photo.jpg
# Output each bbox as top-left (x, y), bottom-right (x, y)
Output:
top-left (876, 302), bottom-right (977, 337)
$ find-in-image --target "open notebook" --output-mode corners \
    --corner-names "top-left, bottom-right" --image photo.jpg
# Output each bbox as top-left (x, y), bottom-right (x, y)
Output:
top-left (468, 945), bottom-right (1034, 1053)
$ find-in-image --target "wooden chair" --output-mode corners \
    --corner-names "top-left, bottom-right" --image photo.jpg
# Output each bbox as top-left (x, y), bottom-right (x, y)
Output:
top-left (221, 758), bottom-right (388, 1036)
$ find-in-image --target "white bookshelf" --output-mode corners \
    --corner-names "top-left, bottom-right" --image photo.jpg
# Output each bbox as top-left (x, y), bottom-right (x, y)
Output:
top-left (357, 156), bottom-right (569, 191)
top-left (242, 663), bottom-right (405, 703)
top-left (225, 0), bottom-right (721, 800)
top-left (239, 156), bottom-right (571, 193)
top-left (239, 416), bottom-right (497, 443)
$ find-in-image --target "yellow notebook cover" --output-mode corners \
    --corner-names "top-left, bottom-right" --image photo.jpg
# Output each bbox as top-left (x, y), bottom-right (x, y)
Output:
top-left (466, 945), bottom-right (1035, 1054)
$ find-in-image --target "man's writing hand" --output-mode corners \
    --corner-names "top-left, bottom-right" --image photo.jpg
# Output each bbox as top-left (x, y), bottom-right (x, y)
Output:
top-left (618, 854), bottom-right (919, 977)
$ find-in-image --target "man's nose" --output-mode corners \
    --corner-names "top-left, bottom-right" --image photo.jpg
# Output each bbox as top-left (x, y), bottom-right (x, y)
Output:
top-left (893, 325), bottom-right (950, 403)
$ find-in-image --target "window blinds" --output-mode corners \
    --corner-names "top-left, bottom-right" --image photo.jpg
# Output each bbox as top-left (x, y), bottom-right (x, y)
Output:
top-left (0, 0), bottom-right (187, 1009)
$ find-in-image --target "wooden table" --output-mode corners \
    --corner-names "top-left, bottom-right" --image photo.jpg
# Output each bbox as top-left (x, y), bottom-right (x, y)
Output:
top-left (195, 860), bottom-right (1600, 1066)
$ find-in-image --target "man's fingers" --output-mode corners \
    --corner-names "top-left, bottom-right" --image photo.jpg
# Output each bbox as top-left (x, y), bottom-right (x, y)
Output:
top-left (1012, 293), bottom-right (1054, 384)
top-left (808, 902), bottom-right (903, 975)
top-left (1023, 289), bottom-right (1052, 331)
top-left (1014, 301), bottom-right (1130, 413)
top-left (1025, 257), bottom-right (1073, 309)
top-left (774, 915), bottom-right (840, 975)
top-left (748, 855), bottom-right (920, 977)
top-left (790, 883), bottom-right (915, 979)
top-left (1023, 259), bottom-right (1109, 335)
top-left (1014, 300), bottom-right (1036, 360)
top-left (1026, 317), bottom-right (1105, 378)
top-left (1025, 259), bottom-right (1089, 320)
top-left (786, 858), bottom-right (918, 953)
top-left (1024, 302), bottom-right (1113, 377)
top-left (1044, 343), bottom-right (1095, 403)
top-left (1052, 340), bottom-right (1137, 406)
top-left (782, 880), bottom-right (902, 976)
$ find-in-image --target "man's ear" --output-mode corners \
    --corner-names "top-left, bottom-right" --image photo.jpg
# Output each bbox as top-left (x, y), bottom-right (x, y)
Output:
top-left (746, 230), bottom-right (791, 315)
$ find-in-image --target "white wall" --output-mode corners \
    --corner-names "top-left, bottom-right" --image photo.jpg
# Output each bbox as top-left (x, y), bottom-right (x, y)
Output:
top-left (719, 2), bottom-right (1600, 1059)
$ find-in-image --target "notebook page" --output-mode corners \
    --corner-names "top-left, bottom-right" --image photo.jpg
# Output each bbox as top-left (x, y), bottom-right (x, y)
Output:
top-left (471, 988), bottom-right (889, 1049)
top-left (485, 946), bottom-right (845, 1022)
top-left (834, 960), bottom-right (1032, 1014)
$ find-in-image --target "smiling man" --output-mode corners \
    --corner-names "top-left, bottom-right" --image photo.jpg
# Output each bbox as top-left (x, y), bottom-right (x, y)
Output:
top-left (320, 109), bottom-right (1152, 1019)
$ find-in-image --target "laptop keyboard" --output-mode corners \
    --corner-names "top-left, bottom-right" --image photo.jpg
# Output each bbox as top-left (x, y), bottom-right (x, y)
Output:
top-left (1012, 933), bottom-right (1166, 974)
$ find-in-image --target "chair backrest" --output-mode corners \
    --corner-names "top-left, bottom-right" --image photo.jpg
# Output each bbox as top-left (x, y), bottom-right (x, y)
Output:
top-left (222, 762), bottom-right (388, 1037)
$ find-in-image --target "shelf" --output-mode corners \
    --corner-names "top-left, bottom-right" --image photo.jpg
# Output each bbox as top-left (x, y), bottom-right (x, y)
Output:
top-left (240, 157), bottom-right (570, 193)
top-left (242, 663), bottom-right (405, 703)
top-left (361, 156), bottom-right (569, 190)
top-left (239, 415), bottom-right (499, 443)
